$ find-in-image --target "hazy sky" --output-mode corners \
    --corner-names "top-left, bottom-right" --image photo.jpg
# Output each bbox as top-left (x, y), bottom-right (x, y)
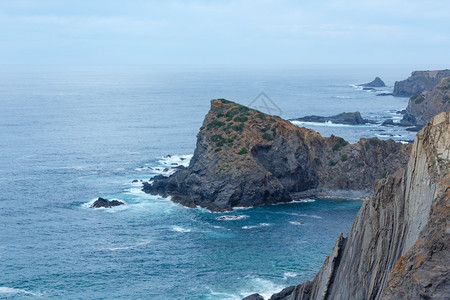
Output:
top-left (1, 0), bottom-right (449, 65)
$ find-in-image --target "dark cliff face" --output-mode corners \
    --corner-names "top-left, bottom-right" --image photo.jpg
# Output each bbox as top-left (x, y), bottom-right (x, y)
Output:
top-left (400, 77), bottom-right (450, 127)
top-left (143, 99), bottom-right (410, 212)
top-left (266, 112), bottom-right (450, 300)
top-left (393, 70), bottom-right (450, 97)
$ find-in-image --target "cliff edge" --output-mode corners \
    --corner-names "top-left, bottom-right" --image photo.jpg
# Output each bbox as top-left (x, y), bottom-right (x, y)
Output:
top-left (393, 70), bottom-right (450, 97)
top-left (143, 99), bottom-right (410, 212)
top-left (265, 112), bottom-right (449, 300)
top-left (400, 77), bottom-right (450, 128)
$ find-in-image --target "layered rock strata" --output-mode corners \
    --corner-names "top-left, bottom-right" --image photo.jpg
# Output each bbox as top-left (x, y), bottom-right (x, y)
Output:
top-left (264, 112), bottom-right (449, 300)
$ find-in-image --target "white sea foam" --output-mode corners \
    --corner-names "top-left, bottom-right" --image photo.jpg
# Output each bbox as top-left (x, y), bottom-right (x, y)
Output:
top-left (0, 287), bottom-right (41, 296)
top-left (158, 154), bottom-right (193, 168)
top-left (334, 95), bottom-right (352, 99)
top-left (292, 199), bottom-right (316, 203)
top-left (291, 120), bottom-right (358, 128)
top-left (239, 277), bottom-right (285, 299)
top-left (108, 240), bottom-right (151, 251)
top-left (289, 221), bottom-right (305, 226)
top-left (172, 226), bottom-right (191, 233)
top-left (287, 213), bottom-right (322, 219)
top-left (242, 223), bottom-right (270, 229)
top-left (283, 272), bottom-right (298, 280)
top-left (216, 215), bottom-right (249, 221)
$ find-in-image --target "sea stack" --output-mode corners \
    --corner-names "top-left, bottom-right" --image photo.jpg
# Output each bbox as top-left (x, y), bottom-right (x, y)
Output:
top-left (358, 77), bottom-right (386, 87)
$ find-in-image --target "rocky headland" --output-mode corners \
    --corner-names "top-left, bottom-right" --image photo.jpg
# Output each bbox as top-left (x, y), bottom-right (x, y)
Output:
top-left (393, 70), bottom-right (450, 97)
top-left (400, 77), bottom-right (450, 129)
top-left (143, 99), bottom-right (410, 212)
top-left (249, 112), bottom-right (449, 300)
top-left (290, 111), bottom-right (375, 125)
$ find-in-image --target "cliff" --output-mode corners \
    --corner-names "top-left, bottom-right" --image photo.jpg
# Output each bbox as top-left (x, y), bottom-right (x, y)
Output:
top-left (264, 112), bottom-right (450, 300)
top-left (143, 99), bottom-right (410, 212)
top-left (393, 70), bottom-right (450, 97)
top-left (400, 77), bottom-right (450, 128)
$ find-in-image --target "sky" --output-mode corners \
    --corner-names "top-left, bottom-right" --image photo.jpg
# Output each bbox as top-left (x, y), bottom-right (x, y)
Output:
top-left (0, 0), bottom-right (449, 65)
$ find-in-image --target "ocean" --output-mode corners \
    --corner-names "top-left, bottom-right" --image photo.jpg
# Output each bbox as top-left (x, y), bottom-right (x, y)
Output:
top-left (0, 65), bottom-right (416, 299)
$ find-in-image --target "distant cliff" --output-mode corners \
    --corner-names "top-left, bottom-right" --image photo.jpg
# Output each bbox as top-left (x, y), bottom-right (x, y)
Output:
top-left (263, 112), bottom-right (450, 300)
top-left (400, 77), bottom-right (450, 128)
top-left (143, 99), bottom-right (410, 212)
top-left (393, 70), bottom-right (450, 97)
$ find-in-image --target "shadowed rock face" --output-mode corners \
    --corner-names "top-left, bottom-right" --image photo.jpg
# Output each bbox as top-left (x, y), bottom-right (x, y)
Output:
top-left (393, 70), bottom-right (450, 97)
top-left (400, 77), bottom-right (450, 128)
top-left (263, 112), bottom-right (450, 300)
top-left (143, 99), bottom-right (410, 212)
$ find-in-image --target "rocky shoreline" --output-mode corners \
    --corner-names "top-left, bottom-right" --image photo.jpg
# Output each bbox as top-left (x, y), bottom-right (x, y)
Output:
top-left (252, 112), bottom-right (449, 300)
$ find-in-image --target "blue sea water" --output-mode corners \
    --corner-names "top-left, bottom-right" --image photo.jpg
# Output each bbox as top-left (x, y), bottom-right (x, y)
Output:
top-left (0, 65), bottom-right (417, 299)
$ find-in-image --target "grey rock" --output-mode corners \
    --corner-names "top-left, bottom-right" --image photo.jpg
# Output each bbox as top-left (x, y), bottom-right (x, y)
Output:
top-left (358, 77), bottom-right (386, 87)
top-left (393, 70), bottom-right (450, 97)
top-left (291, 112), bottom-right (374, 125)
top-left (91, 197), bottom-right (124, 208)
top-left (243, 293), bottom-right (265, 300)
top-left (400, 77), bottom-right (450, 127)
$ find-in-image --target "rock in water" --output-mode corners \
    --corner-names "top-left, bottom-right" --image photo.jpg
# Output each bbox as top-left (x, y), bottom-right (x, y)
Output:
top-left (242, 294), bottom-right (264, 300)
top-left (264, 112), bottom-right (450, 300)
top-left (91, 197), bottom-right (124, 208)
top-left (358, 77), bottom-right (386, 87)
top-left (393, 69), bottom-right (450, 97)
top-left (291, 111), bottom-right (371, 125)
top-left (143, 99), bottom-right (410, 212)
top-left (400, 77), bottom-right (450, 127)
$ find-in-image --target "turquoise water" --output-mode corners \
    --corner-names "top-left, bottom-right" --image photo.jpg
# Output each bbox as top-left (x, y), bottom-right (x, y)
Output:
top-left (0, 65), bottom-right (415, 299)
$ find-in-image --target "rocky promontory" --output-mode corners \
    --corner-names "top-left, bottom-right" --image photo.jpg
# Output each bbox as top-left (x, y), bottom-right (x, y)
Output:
top-left (143, 99), bottom-right (410, 212)
top-left (393, 70), bottom-right (450, 97)
top-left (258, 112), bottom-right (450, 300)
top-left (400, 77), bottom-right (450, 128)
top-left (290, 111), bottom-right (374, 125)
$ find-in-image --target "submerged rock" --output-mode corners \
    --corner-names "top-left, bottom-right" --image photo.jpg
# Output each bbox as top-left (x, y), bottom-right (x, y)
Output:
top-left (358, 77), bottom-right (386, 87)
top-left (91, 197), bottom-right (124, 208)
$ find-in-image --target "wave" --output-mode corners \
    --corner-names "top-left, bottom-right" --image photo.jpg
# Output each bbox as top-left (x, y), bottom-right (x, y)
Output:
top-left (292, 199), bottom-right (316, 203)
top-left (287, 213), bottom-right (322, 219)
top-left (107, 240), bottom-right (152, 251)
top-left (291, 120), bottom-right (373, 128)
top-left (172, 226), bottom-right (191, 233)
top-left (158, 154), bottom-right (193, 168)
top-left (216, 215), bottom-right (249, 221)
top-left (289, 221), bottom-right (305, 226)
top-left (242, 223), bottom-right (270, 229)
top-left (0, 286), bottom-right (41, 296)
top-left (283, 272), bottom-right (298, 280)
